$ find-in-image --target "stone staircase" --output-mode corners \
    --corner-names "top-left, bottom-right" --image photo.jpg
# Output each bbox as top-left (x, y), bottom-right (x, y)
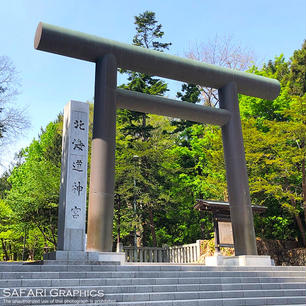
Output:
top-left (0, 260), bottom-right (305, 305)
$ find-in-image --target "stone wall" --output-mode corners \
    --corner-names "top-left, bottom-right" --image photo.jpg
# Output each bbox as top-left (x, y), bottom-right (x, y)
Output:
top-left (198, 238), bottom-right (306, 266)
top-left (257, 238), bottom-right (305, 266)
top-left (281, 248), bottom-right (306, 266)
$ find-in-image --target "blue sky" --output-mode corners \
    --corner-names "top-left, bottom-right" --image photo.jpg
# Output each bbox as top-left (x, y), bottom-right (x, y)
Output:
top-left (0, 0), bottom-right (305, 173)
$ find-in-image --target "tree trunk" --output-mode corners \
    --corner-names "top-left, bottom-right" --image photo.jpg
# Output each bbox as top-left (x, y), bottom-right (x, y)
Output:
top-left (290, 198), bottom-right (306, 246)
top-left (148, 207), bottom-right (157, 247)
top-left (50, 225), bottom-right (57, 248)
top-left (8, 243), bottom-right (12, 260)
top-left (37, 224), bottom-right (48, 246)
top-left (1, 239), bottom-right (9, 261)
top-left (36, 223), bottom-right (57, 248)
top-left (294, 213), bottom-right (306, 246)
top-left (136, 210), bottom-right (143, 248)
top-left (22, 228), bottom-right (27, 261)
top-left (117, 199), bottom-right (121, 244)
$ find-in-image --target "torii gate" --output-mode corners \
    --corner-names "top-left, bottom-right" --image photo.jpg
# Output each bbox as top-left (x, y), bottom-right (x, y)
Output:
top-left (34, 22), bottom-right (280, 256)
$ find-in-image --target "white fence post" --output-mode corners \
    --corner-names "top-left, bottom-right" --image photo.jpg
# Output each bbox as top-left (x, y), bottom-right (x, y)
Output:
top-left (196, 240), bottom-right (202, 262)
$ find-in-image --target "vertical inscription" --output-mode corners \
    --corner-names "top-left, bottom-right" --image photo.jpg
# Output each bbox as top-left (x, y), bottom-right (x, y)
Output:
top-left (58, 101), bottom-right (89, 251)
top-left (67, 109), bottom-right (88, 228)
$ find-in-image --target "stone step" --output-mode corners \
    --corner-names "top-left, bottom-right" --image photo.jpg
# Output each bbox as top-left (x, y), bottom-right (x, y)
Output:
top-left (2, 296), bottom-right (306, 306)
top-left (121, 265), bottom-right (306, 272)
top-left (25, 262), bottom-right (306, 270)
top-left (0, 266), bottom-right (306, 279)
top-left (1, 263), bottom-right (304, 305)
top-left (2, 262), bottom-right (305, 271)
top-left (26, 260), bottom-right (121, 266)
top-left (1, 282), bottom-right (305, 294)
top-left (1, 289), bottom-right (305, 304)
top-left (1, 264), bottom-right (306, 273)
top-left (122, 264), bottom-right (306, 271)
top-left (0, 285), bottom-right (107, 296)
top-left (106, 289), bottom-right (306, 302)
top-left (116, 297), bottom-right (306, 305)
top-left (90, 282), bottom-right (306, 293)
top-left (20, 304), bottom-right (116, 306)
top-left (1, 276), bottom-right (306, 288)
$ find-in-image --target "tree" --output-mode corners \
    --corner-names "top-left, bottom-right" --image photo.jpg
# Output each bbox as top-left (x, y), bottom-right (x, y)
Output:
top-left (6, 121), bottom-right (62, 250)
top-left (115, 11), bottom-right (172, 247)
top-left (166, 124), bottom-right (225, 243)
top-left (238, 43), bottom-right (306, 244)
top-left (242, 97), bottom-right (306, 245)
top-left (186, 35), bottom-right (255, 107)
top-left (0, 170), bottom-right (12, 199)
top-left (114, 115), bottom-right (178, 247)
top-left (0, 197), bottom-right (53, 261)
top-left (133, 11), bottom-right (171, 51)
top-left (0, 198), bottom-right (18, 260)
top-left (172, 34), bottom-right (256, 158)
top-left (118, 10), bottom-right (171, 140)
top-left (289, 40), bottom-right (306, 96)
top-left (165, 36), bottom-right (256, 243)
top-left (0, 56), bottom-right (29, 145)
top-left (238, 54), bottom-right (297, 127)
top-left (240, 40), bottom-right (306, 124)
top-left (171, 84), bottom-right (201, 143)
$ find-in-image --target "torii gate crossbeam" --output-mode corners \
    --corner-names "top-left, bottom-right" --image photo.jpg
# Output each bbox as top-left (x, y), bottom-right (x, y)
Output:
top-left (34, 22), bottom-right (280, 256)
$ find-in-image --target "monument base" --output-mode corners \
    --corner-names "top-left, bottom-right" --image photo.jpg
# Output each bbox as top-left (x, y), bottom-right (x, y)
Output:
top-left (43, 251), bottom-right (125, 265)
top-left (205, 255), bottom-right (274, 266)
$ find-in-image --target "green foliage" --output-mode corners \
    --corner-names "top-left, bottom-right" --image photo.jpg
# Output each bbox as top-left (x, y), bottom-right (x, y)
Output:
top-left (115, 11), bottom-right (173, 247)
top-left (239, 55), bottom-right (291, 123)
top-left (114, 115), bottom-right (178, 246)
top-left (118, 11), bottom-right (171, 140)
top-left (171, 124), bottom-right (225, 200)
top-left (161, 124), bottom-right (226, 244)
top-left (0, 198), bottom-right (25, 260)
top-left (6, 121), bottom-right (62, 253)
top-left (133, 11), bottom-right (171, 51)
top-left (172, 84), bottom-right (201, 139)
top-left (237, 42), bottom-right (306, 245)
top-left (289, 40), bottom-right (306, 96)
top-left (254, 215), bottom-right (296, 240)
top-left (242, 93), bottom-right (306, 244)
top-left (0, 170), bottom-right (11, 199)
top-left (262, 54), bottom-right (290, 87)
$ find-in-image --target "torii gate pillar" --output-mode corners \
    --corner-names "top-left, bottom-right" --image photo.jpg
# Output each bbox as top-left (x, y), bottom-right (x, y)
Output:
top-left (219, 82), bottom-right (257, 255)
top-left (87, 54), bottom-right (117, 252)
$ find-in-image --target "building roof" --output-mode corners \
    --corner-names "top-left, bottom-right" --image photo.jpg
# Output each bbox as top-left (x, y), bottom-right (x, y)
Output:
top-left (194, 199), bottom-right (267, 214)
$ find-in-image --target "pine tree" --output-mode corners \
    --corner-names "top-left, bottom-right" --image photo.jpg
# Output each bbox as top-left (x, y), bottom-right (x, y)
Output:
top-left (118, 11), bottom-right (171, 140)
top-left (116, 11), bottom-right (172, 247)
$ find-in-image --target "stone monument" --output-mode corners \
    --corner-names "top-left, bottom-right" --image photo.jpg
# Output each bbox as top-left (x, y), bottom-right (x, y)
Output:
top-left (44, 100), bottom-right (124, 263)
top-left (57, 100), bottom-right (89, 252)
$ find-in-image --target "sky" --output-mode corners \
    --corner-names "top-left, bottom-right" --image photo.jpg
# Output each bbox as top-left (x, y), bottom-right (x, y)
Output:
top-left (0, 0), bottom-right (305, 174)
